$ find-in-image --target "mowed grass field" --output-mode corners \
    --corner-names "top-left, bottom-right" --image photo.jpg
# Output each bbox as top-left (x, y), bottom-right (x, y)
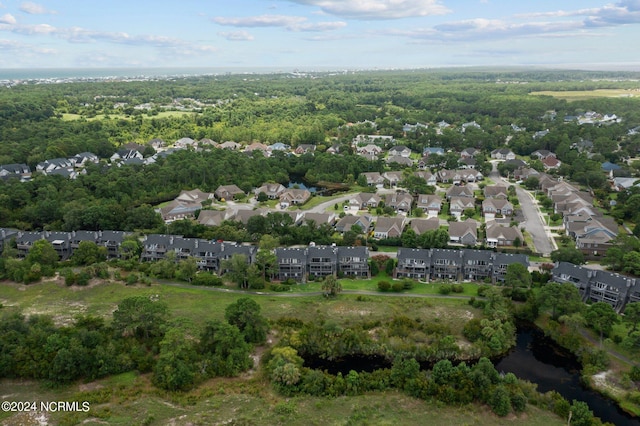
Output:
top-left (530, 88), bottom-right (640, 101)
top-left (0, 278), bottom-right (569, 426)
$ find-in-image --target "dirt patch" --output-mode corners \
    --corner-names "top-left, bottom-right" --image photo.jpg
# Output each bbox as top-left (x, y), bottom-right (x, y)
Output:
top-left (331, 304), bottom-right (372, 316)
top-left (78, 382), bottom-right (105, 392)
top-left (242, 331), bottom-right (276, 379)
top-left (1, 411), bottom-right (49, 426)
top-left (66, 277), bottom-right (112, 291)
top-left (432, 307), bottom-right (474, 321)
top-left (23, 301), bottom-right (88, 327)
top-left (591, 370), bottom-right (626, 399)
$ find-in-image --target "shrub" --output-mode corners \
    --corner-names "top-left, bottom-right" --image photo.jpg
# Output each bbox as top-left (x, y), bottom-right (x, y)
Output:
top-left (402, 279), bottom-right (415, 290)
top-left (630, 365), bottom-right (640, 382)
top-left (438, 284), bottom-right (453, 295)
top-left (378, 280), bottom-right (391, 292)
top-left (193, 272), bottom-right (223, 286)
top-left (391, 282), bottom-right (404, 292)
top-left (490, 385), bottom-right (512, 417)
top-left (270, 283), bottom-right (290, 292)
top-left (451, 284), bottom-right (464, 293)
top-left (276, 317), bottom-right (304, 329)
top-left (125, 273), bottom-right (138, 285)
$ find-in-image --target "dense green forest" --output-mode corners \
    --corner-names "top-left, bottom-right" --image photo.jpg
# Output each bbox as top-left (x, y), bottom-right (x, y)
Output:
top-left (2, 69), bottom-right (640, 233)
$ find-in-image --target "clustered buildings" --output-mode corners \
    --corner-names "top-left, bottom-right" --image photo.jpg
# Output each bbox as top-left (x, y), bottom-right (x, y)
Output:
top-left (2, 226), bottom-right (639, 313)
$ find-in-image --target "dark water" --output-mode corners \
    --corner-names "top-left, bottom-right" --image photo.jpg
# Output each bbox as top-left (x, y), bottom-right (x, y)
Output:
top-left (287, 181), bottom-right (318, 193)
top-left (495, 327), bottom-right (639, 425)
top-left (304, 354), bottom-right (391, 374)
top-left (303, 327), bottom-right (639, 425)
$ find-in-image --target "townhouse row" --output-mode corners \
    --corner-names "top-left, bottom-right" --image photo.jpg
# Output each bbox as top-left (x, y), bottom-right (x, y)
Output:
top-left (551, 261), bottom-right (640, 313)
top-left (275, 245), bottom-right (370, 283)
top-left (0, 229), bottom-right (255, 274)
top-left (394, 247), bottom-right (529, 284)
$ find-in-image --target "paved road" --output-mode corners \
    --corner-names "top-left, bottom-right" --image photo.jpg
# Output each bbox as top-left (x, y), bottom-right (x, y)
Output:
top-left (490, 161), bottom-right (556, 256)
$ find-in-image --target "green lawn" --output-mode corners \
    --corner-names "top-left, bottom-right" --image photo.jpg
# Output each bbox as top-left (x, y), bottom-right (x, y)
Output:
top-left (296, 195), bottom-right (334, 210)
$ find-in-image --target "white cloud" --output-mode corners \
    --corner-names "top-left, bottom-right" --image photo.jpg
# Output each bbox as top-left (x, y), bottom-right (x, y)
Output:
top-left (19, 1), bottom-right (56, 15)
top-left (213, 13), bottom-right (345, 32)
top-left (293, 21), bottom-right (346, 31)
top-left (388, 18), bottom-right (585, 43)
top-left (0, 21), bottom-right (218, 54)
top-left (0, 37), bottom-right (55, 53)
top-left (516, 1), bottom-right (640, 27)
top-left (0, 13), bottom-right (15, 24)
top-left (213, 15), bottom-right (307, 28)
top-left (218, 30), bottom-right (254, 41)
top-left (285, 0), bottom-right (450, 20)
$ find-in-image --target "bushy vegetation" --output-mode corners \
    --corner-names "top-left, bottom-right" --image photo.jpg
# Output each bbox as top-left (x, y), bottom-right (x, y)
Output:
top-left (0, 296), bottom-right (266, 390)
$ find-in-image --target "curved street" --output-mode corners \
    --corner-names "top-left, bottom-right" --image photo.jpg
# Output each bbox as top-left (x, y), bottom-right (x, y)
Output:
top-left (490, 161), bottom-right (556, 256)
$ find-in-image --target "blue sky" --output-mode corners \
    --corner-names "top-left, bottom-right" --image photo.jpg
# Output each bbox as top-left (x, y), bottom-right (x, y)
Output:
top-left (1, 0), bottom-right (639, 70)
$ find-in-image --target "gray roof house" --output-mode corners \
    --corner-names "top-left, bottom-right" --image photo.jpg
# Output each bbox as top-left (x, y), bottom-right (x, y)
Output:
top-left (552, 262), bottom-right (639, 312)
top-left (279, 188), bottom-right (311, 208)
top-left (337, 246), bottom-right (370, 277)
top-left (410, 217), bottom-right (441, 235)
top-left (276, 248), bottom-right (307, 282)
top-left (482, 198), bottom-right (514, 219)
top-left (255, 183), bottom-right (286, 199)
top-left (373, 217), bottom-right (405, 239)
top-left (388, 145), bottom-right (412, 157)
top-left (416, 194), bottom-right (442, 216)
top-left (485, 223), bottom-right (523, 247)
top-left (414, 171), bottom-right (437, 186)
top-left (361, 172), bottom-right (385, 186)
top-left (446, 185), bottom-right (474, 200)
top-left (448, 196), bottom-right (476, 217)
top-left (0, 163), bottom-right (32, 182)
top-left (383, 171), bottom-right (404, 187)
top-left (492, 252), bottom-right (529, 283)
top-left (215, 184), bottom-right (244, 201)
top-left (395, 248), bottom-right (431, 280)
top-left (448, 219), bottom-right (478, 246)
top-left (308, 245), bottom-right (338, 278)
top-left (431, 248), bottom-right (464, 281)
top-left (350, 193), bottom-right (382, 210)
top-left (483, 185), bottom-right (509, 199)
top-left (463, 250), bottom-right (493, 282)
top-left (491, 148), bottom-right (516, 160)
top-left (385, 193), bottom-right (413, 213)
top-left (386, 155), bottom-right (414, 166)
top-left (335, 215), bottom-right (372, 233)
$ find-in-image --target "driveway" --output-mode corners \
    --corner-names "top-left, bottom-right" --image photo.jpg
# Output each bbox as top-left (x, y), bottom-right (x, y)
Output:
top-left (489, 161), bottom-right (556, 256)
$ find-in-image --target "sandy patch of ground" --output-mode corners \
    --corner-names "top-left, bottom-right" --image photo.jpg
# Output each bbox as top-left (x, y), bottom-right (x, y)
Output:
top-left (591, 370), bottom-right (626, 399)
top-left (432, 306), bottom-right (474, 321)
top-left (1, 411), bottom-right (49, 426)
top-left (23, 301), bottom-right (88, 327)
top-left (331, 305), bottom-right (372, 316)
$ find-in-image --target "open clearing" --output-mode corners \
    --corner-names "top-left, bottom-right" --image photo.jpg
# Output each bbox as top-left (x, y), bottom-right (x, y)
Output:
top-left (0, 279), bottom-right (564, 425)
top-left (60, 111), bottom-right (195, 121)
top-left (529, 88), bottom-right (640, 101)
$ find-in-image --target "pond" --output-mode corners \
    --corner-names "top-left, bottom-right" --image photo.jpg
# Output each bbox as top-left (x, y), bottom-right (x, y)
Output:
top-left (303, 326), bottom-right (639, 425)
top-left (287, 181), bottom-right (318, 193)
top-left (495, 326), bottom-right (639, 425)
